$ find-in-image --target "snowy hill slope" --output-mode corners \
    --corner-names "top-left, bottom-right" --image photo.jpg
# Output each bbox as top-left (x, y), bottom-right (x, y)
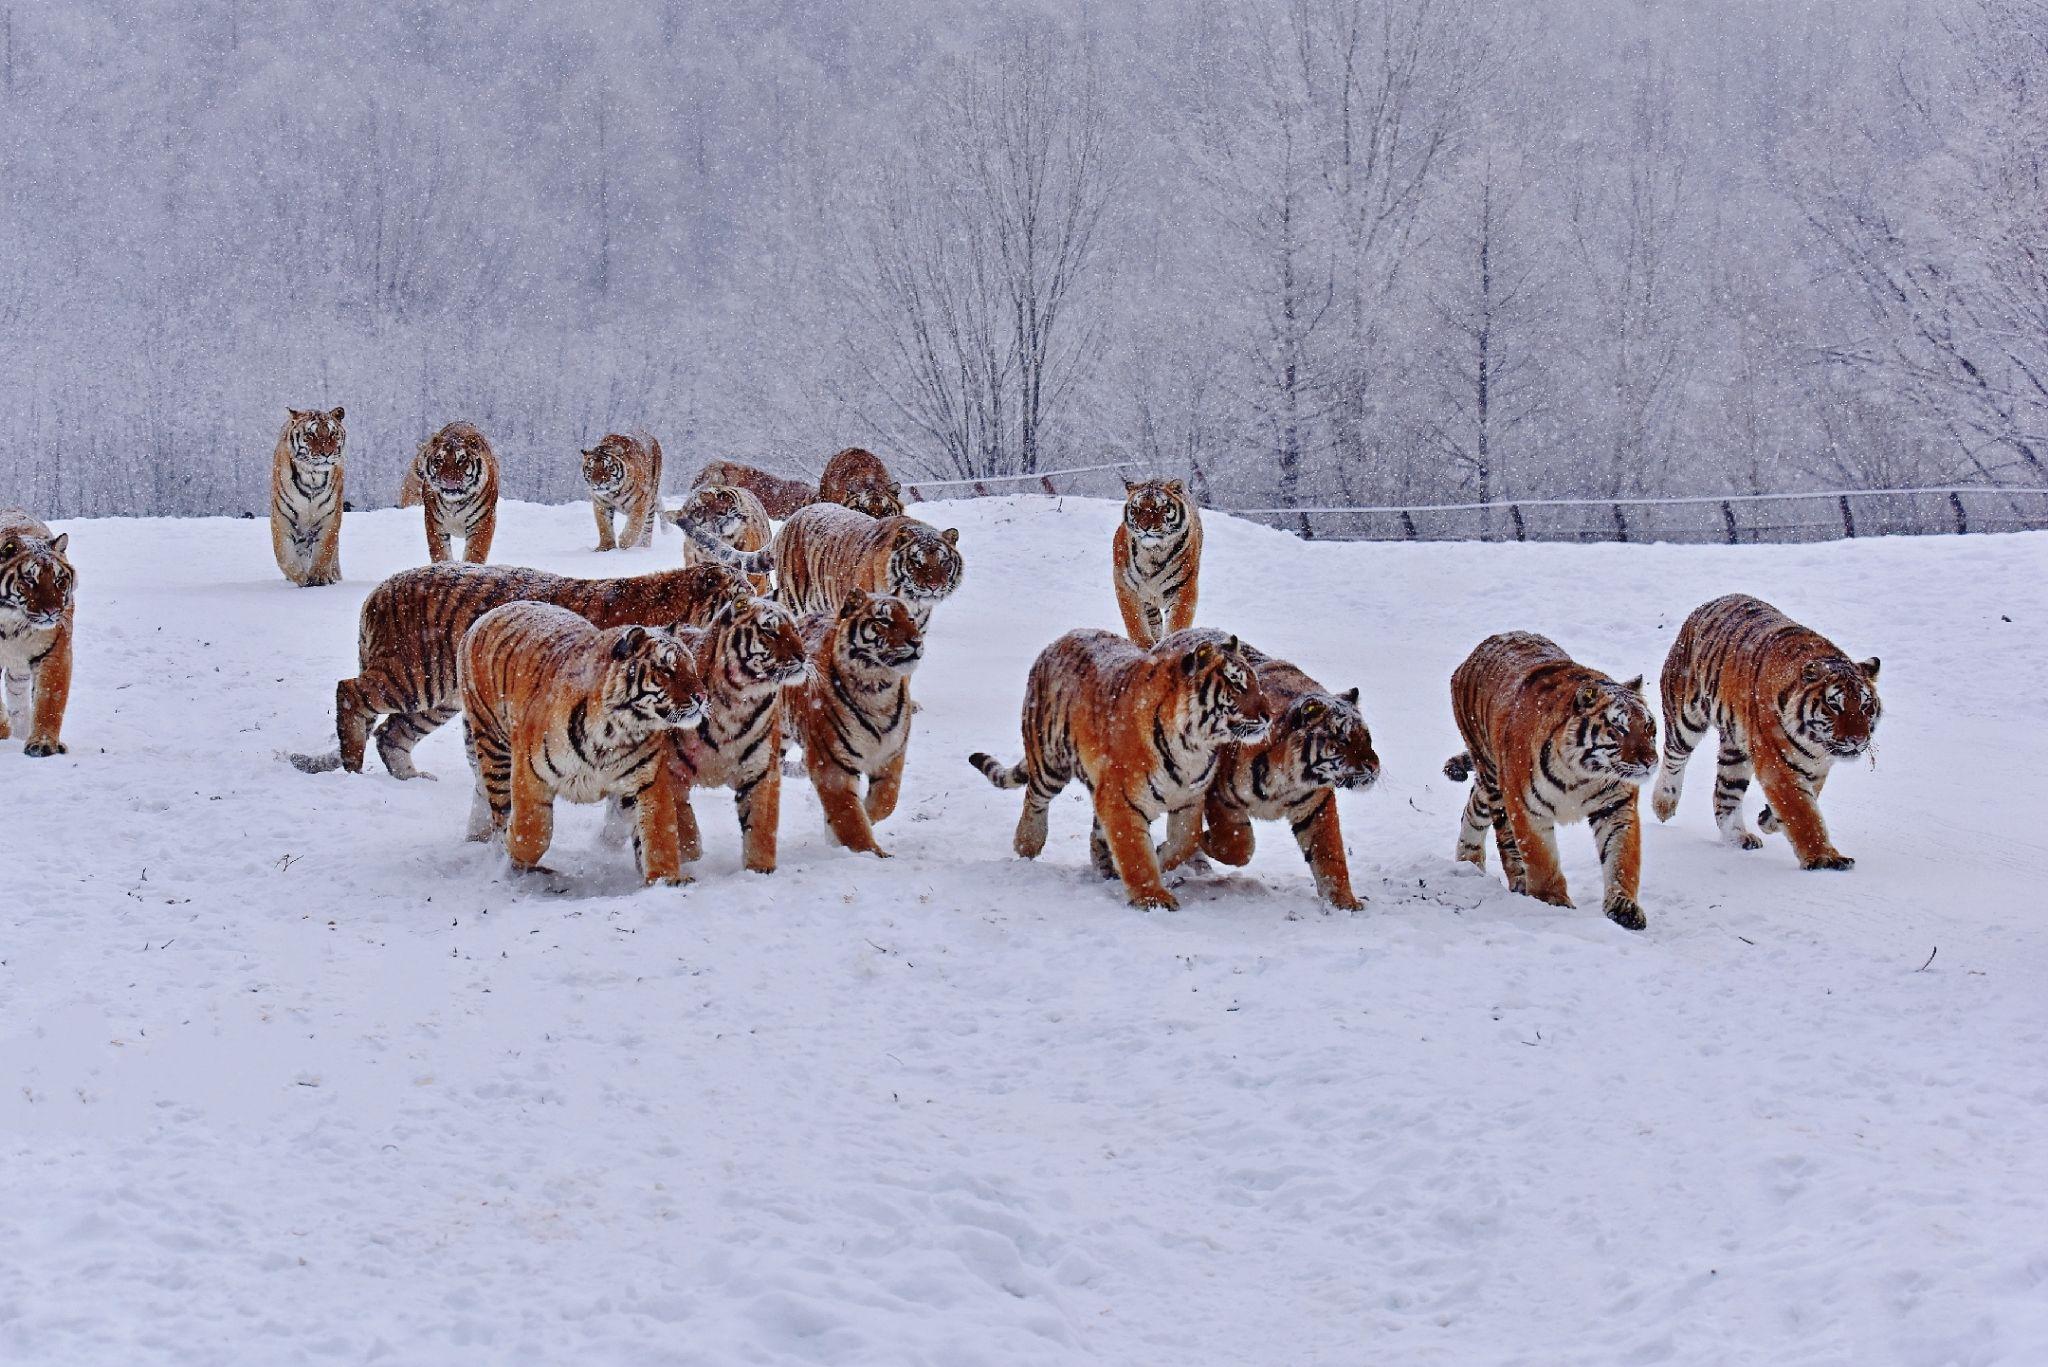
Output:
top-left (3, 497), bottom-right (2045, 1366)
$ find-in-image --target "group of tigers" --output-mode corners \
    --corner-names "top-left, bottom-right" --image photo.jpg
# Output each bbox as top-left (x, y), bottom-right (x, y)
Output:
top-left (3, 408), bottom-right (1884, 928)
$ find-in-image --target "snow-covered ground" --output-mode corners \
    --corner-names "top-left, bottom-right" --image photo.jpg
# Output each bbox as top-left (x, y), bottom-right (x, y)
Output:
top-left (3, 496), bottom-right (2044, 1366)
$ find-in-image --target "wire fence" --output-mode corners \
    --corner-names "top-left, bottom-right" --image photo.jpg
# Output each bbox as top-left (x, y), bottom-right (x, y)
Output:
top-left (901, 468), bottom-right (2048, 544)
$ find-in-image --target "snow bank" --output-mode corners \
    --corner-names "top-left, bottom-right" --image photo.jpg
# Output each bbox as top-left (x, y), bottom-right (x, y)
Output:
top-left (3, 497), bottom-right (2044, 1365)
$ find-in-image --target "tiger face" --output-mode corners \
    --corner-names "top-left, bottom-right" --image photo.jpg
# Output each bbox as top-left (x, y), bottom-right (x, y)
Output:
top-left (423, 427), bottom-right (489, 497)
top-left (681, 486), bottom-right (748, 538)
top-left (1567, 677), bottom-right (1658, 784)
top-left (1788, 656), bottom-right (1882, 758)
top-left (838, 591), bottom-right (923, 673)
top-left (888, 526), bottom-right (963, 601)
top-left (287, 407), bottom-right (346, 470)
top-left (609, 626), bottom-right (707, 728)
top-left (1278, 688), bottom-right (1379, 791)
top-left (1183, 637), bottom-right (1272, 743)
top-left (843, 481), bottom-right (904, 519)
top-left (718, 597), bottom-right (809, 685)
top-left (1123, 479), bottom-right (1192, 542)
top-left (0, 529), bottom-right (74, 631)
top-left (582, 439), bottom-right (630, 495)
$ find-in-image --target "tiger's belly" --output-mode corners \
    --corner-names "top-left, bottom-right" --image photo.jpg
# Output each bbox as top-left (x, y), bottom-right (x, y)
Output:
top-left (0, 619), bottom-right (58, 672)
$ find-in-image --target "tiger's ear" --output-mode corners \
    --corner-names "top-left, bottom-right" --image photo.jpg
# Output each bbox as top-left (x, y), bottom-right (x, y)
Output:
top-left (1859, 657), bottom-right (1880, 681)
top-left (49, 533), bottom-right (69, 557)
top-left (839, 589), bottom-right (866, 619)
top-left (328, 406), bottom-right (344, 421)
top-left (888, 480), bottom-right (902, 496)
top-left (1623, 675), bottom-right (1644, 694)
top-left (1339, 686), bottom-right (1360, 705)
top-left (1181, 641), bottom-right (1218, 676)
top-left (1802, 660), bottom-right (1826, 683)
top-left (285, 407), bottom-right (304, 420)
top-left (1575, 681), bottom-right (1604, 712)
top-left (942, 528), bottom-right (959, 545)
top-left (1224, 634), bottom-right (1240, 654)
top-left (1122, 476), bottom-right (1138, 493)
top-left (611, 625), bottom-right (651, 660)
top-left (1166, 479), bottom-right (1186, 496)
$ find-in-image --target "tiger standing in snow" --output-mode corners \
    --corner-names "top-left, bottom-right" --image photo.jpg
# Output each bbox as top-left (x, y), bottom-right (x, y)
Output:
top-left (0, 510), bottom-right (77, 758)
top-left (682, 502), bottom-right (963, 631)
top-left (1443, 632), bottom-right (1659, 929)
top-left (1113, 477), bottom-right (1202, 646)
top-left (269, 406), bottom-right (347, 587)
top-left (460, 603), bottom-right (706, 885)
top-left (400, 421), bottom-right (500, 564)
top-left (1652, 594), bottom-right (1881, 870)
top-left (581, 432), bottom-right (664, 551)
top-left (689, 459), bottom-right (816, 520)
top-left (782, 591), bottom-right (923, 858)
top-left (671, 484), bottom-right (773, 593)
top-left (817, 447), bottom-right (904, 518)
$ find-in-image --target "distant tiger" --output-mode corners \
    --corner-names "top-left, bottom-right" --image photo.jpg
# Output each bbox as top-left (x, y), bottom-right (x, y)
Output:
top-left (1113, 477), bottom-right (1202, 646)
top-left (969, 631), bottom-right (1271, 910)
top-left (671, 484), bottom-right (772, 593)
top-left (783, 591), bottom-right (924, 858)
top-left (690, 459), bottom-right (817, 520)
top-left (1443, 632), bottom-right (1658, 929)
top-left (683, 502), bottom-right (962, 630)
top-left (400, 421), bottom-right (500, 564)
top-left (818, 447), bottom-right (904, 518)
top-left (270, 407), bottom-right (347, 587)
top-left (460, 603), bottom-right (705, 885)
top-left (0, 510), bottom-right (77, 758)
top-left (581, 432), bottom-right (665, 551)
top-left (287, 561), bottom-right (748, 779)
top-left (1160, 629), bottom-right (1378, 911)
top-left (1652, 594), bottom-right (1881, 870)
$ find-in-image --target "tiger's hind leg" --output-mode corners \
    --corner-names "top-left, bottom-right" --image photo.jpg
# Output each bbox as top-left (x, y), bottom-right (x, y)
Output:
top-left (1089, 818), bottom-right (1119, 880)
top-left (1015, 765), bottom-right (1067, 859)
top-left (1652, 691), bottom-right (1709, 822)
top-left (465, 722), bottom-right (509, 843)
top-left (1455, 779), bottom-right (1499, 869)
top-left (375, 703), bottom-right (459, 781)
top-left (1713, 740), bottom-right (1763, 850)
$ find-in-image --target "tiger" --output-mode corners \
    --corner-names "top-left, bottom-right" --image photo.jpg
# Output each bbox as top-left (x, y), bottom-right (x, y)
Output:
top-left (1651, 594), bottom-right (1881, 871)
top-left (1442, 632), bottom-right (1659, 929)
top-left (269, 407), bottom-right (347, 587)
top-left (582, 432), bottom-right (665, 551)
top-left (671, 484), bottom-right (773, 593)
top-left (1113, 477), bottom-right (1202, 646)
top-left (818, 447), bottom-right (904, 518)
top-left (459, 603), bottom-right (706, 885)
top-left (1157, 629), bottom-right (1379, 912)
top-left (689, 459), bottom-right (817, 520)
top-left (287, 561), bottom-right (748, 779)
top-left (969, 630), bottom-right (1271, 910)
top-left (682, 502), bottom-right (963, 630)
top-left (615, 595), bottom-right (810, 874)
top-left (399, 421), bottom-right (500, 564)
top-left (0, 510), bottom-right (77, 758)
top-left (782, 591), bottom-right (924, 858)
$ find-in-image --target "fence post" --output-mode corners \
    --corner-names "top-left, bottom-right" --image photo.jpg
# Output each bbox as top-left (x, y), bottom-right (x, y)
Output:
top-left (1950, 491), bottom-right (1967, 534)
top-left (1509, 503), bottom-right (1526, 542)
top-left (1039, 475), bottom-right (1058, 496)
top-left (1839, 494), bottom-right (1856, 538)
top-left (1721, 501), bottom-right (1739, 545)
top-left (1299, 512), bottom-right (1315, 541)
top-left (971, 481), bottom-right (991, 498)
top-left (1611, 503), bottom-right (1630, 543)
top-left (1399, 510), bottom-right (1418, 541)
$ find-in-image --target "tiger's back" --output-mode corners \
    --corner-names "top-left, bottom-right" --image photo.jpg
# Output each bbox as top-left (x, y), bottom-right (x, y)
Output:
top-left (691, 459), bottom-right (817, 520)
top-left (775, 503), bottom-right (962, 629)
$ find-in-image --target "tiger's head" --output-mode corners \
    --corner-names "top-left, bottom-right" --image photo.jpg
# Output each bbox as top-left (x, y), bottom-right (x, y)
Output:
top-left (606, 625), bottom-right (707, 730)
top-left (285, 407), bottom-right (346, 471)
top-left (1123, 478), bottom-right (1193, 543)
top-left (1563, 675), bottom-right (1659, 785)
top-left (1786, 654), bottom-right (1882, 758)
top-left (888, 524), bottom-right (963, 604)
top-left (836, 591), bottom-right (923, 674)
top-left (1272, 687), bottom-right (1379, 791)
top-left (678, 485), bottom-right (749, 540)
top-left (710, 596), bottom-right (809, 687)
top-left (421, 424), bottom-right (491, 497)
top-left (843, 479), bottom-right (904, 519)
top-left (1178, 636), bottom-right (1272, 744)
top-left (0, 526), bottom-right (74, 632)
top-left (671, 562), bottom-right (753, 624)
top-left (581, 437), bottom-right (633, 495)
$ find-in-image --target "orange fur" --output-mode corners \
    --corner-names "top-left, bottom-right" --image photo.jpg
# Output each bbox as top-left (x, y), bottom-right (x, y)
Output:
top-left (582, 432), bottom-right (664, 550)
top-left (1112, 478), bottom-right (1202, 645)
top-left (401, 421), bottom-right (500, 564)
top-left (269, 407), bottom-right (346, 586)
top-left (689, 459), bottom-right (817, 520)
top-left (783, 592), bottom-right (923, 857)
top-left (672, 484), bottom-right (773, 592)
top-left (818, 447), bottom-right (904, 518)
top-left (0, 510), bottom-right (76, 757)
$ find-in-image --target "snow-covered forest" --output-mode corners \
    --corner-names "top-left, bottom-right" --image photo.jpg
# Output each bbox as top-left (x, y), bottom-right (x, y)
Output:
top-left (2, 0), bottom-right (2044, 518)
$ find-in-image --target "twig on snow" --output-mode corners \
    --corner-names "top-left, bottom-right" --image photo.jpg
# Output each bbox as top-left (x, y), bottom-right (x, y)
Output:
top-left (1915, 945), bottom-right (1938, 972)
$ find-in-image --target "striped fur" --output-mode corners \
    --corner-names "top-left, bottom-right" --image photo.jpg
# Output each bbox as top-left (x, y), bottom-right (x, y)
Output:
top-left (783, 592), bottom-right (924, 858)
top-left (400, 421), bottom-right (500, 564)
top-left (269, 407), bottom-right (346, 587)
top-left (581, 432), bottom-right (665, 551)
top-left (1113, 478), bottom-right (1202, 646)
top-left (672, 484), bottom-right (773, 593)
top-left (968, 629), bottom-right (1272, 910)
top-left (684, 502), bottom-right (963, 631)
top-left (1444, 633), bottom-right (1658, 928)
top-left (0, 510), bottom-right (76, 757)
top-left (690, 459), bottom-right (817, 520)
top-left (1161, 629), bottom-right (1379, 911)
top-left (618, 595), bottom-right (810, 874)
top-left (1652, 594), bottom-right (1881, 870)
top-left (287, 561), bottom-right (748, 778)
top-left (459, 603), bottom-right (705, 884)
top-left (818, 447), bottom-right (904, 518)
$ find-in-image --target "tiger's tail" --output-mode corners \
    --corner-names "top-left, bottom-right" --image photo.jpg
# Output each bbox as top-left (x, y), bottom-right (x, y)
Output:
top-left (969, 751), bottom-right (1029, 789)
top-left (286, 748), bottom-right (344, 774)
top-left (1443, 751), bottom-right (1474, 783)
top-left (676, 514), bottom-right (775, 574)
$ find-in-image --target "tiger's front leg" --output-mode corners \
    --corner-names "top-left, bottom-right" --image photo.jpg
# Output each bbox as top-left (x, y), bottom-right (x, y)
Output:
top-left (627, 489), bottom-right (657, 548)
top-left (1588, 792), bottom-right (1647, 930)
top-left (462, 509), bottom-right (496, 564)
top-left (1113, 572), bottom-right (1156, 647)
top-left (592, 499), bottom-right (617, 552)
top-left (1164, 584), bottom-right (1198, 636)
top-left (1094, 785), bottom-right (1175, 910)
top-left (1200, 788), bottom-right (1257, 867)
top-left (22, 630), bottom-right (72, 757)
top-left (1755, 751), bottom-right (1851, 870)
top-left (1291, 793), bottom-right (1361, 912)
top-left (425, 512), bottom-right (452, 563)
top-left (632, 758), bottom-right (689, 886)
top-left (505, 758), bottom-right (555, 871)
top-left (809, 755), bottom-right (889, 858)
top-left (1156, 802), bottom-right (1204, 872)
top-left (735, 762), bottom-right (780, 873)
top-left (864, 746), bottom-right (906, 826)
top-left (1504, 800), bottom-right (1571, 908)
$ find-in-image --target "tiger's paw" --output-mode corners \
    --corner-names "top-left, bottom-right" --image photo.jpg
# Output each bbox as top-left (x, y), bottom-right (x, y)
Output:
top-left (22, 739), bottom-right (66, 758)
top-left (1802, 852), bottom-right (1855, 872)
top-left (1757, 805), bottom-right (1780, 834)
top-left (1325, 892), bottom-right (1364, 913)
top-left (1604, 897), bottom-right (1648, 931)
top-left (1650, 789), bottom-right (1678, 823)
top-left (1128, 887), bottom-right (1179, 912)
top-left (1728, 831), bottom-right (1764, 851)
